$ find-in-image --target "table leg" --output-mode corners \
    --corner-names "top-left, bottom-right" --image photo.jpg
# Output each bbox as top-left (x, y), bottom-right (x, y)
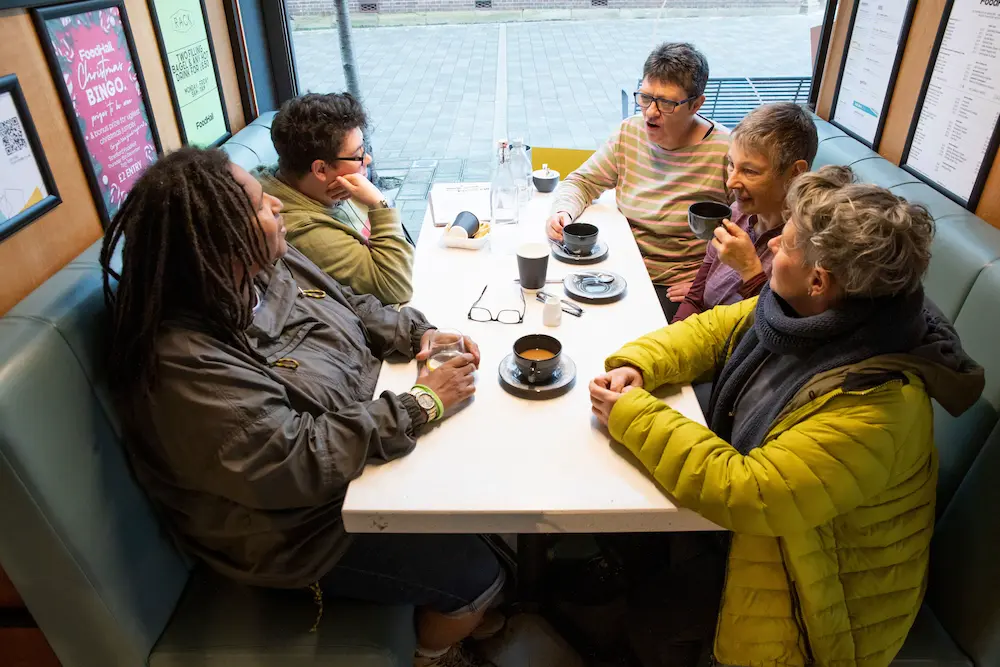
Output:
top-left (516, 534), bottom-right (547, 606)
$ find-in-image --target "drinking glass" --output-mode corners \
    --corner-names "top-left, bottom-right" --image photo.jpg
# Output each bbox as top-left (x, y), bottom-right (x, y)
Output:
top-left (427, 329), bottom-right (466, 371)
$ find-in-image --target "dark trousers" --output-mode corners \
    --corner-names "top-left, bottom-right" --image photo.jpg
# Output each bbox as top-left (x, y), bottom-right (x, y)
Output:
top-left (320, 533), bottom-right (504, 614)
top-left (653, 285), bottom-right (681, 322)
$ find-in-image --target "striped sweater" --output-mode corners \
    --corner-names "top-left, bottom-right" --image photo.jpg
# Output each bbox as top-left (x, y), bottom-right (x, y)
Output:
top-left (552, 115), bottom-right (730, 286)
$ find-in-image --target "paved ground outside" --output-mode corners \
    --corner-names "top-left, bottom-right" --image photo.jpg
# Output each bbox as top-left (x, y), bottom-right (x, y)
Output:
top-left (292, 11), bottom-right (823, 238)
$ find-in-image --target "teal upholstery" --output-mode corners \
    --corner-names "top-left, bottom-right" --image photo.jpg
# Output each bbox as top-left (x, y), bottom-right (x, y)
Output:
top-left (806, 117), bottom-right (1000, 667)
top-left (0, 110), bottom-right (417, 667)
top-left (812, 135), bottom-right (880, 168)
top-left (222, 111), bottom-right (278, 172)
top-left (927, 422), bottom-right (1000, 667)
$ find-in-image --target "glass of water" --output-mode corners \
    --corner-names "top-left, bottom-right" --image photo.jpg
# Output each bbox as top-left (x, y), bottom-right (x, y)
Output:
top-left (427, 329), bottom-right (466, 371)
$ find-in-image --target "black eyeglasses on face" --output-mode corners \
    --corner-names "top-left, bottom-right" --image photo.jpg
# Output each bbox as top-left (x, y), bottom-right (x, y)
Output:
top-left (468, 286), bottom-right (525, 324)
top-left (334, 147), bottom-right (369, 162)
top-left (634, 91), bottom-right (698, 114)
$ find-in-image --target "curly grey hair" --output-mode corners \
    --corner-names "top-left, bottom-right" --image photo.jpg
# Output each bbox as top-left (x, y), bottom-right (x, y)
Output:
top-left (785, 165), bottom-right (934, 298)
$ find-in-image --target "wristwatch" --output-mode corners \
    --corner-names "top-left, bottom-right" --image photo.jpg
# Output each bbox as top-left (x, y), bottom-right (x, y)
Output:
top-left (409, 386), bottom-right (440, 422)
top-left (372, 199), bottom-right (389, 210)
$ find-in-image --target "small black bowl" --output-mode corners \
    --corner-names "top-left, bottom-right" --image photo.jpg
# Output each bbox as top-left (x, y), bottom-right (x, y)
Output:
top-left (513, 334), bottom-right (563, 385)
top-left (562, 222), bottom-right (599, 256)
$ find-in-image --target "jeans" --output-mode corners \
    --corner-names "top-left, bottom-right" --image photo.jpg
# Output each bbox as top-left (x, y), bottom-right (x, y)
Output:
top-left (320, 532), bottom-right (505, 615)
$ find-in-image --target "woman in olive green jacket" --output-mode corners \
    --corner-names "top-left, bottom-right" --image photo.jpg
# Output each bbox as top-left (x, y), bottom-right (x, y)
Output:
top-left (590, 166), bottom-right (984, 667)
top-left (256, 93), bottom-right (414, 306)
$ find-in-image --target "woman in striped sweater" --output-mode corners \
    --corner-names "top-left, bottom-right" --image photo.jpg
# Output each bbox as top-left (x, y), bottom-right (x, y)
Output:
top-left (547, 42), bottom-right (730, 320)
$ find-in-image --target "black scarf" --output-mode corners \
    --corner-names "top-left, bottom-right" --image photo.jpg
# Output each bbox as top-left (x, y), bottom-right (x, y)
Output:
top-left (708, 284), bottom-right (928, 454)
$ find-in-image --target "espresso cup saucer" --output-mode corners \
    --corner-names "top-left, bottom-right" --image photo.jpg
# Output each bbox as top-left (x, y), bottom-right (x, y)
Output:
top-left (498, 353), bottom-right (577, 400)
top-left (563, 271), bottom-right (627, 304)
top-left (551, 239), bottom-right (609, 265)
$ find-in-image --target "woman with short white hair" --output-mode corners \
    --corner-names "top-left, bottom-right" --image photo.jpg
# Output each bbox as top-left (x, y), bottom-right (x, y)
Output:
top-left (589, 165), bottom-right (985, 667)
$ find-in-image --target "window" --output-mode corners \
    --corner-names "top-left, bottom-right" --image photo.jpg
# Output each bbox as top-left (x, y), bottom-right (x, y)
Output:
top-left (289, 0), bottom-right (828, 240)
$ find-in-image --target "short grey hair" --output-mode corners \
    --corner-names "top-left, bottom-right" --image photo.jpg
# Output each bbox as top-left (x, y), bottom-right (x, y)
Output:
top-left (732, 103), bottom-right (818, 171)
top-left (642, 42), bottom-right (710, 98)
top-left (786, 165), bottom-right (934, 298)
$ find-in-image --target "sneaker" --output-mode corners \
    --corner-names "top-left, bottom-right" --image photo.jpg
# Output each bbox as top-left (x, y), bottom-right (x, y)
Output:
top-left (414, 643), bottom-right (496, 667)
top-left (468, 609), bottom-right (506, 641)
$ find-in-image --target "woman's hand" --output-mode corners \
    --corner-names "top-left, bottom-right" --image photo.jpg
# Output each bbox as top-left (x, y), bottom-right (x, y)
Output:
top-left (667, 281), bottom-right (693, 303)
top-left (416, 330), bottom-right (481, 369)
top-left (416, 353), bottom-right (477, 411)
top-left (546, 211), bottom-right (572, 242)
top-left (330, 173), bottom-right (385, 208)
top-left (589, 367), bottom-right (643, 426)
top-left (713, 220), bottom-right (763, 282)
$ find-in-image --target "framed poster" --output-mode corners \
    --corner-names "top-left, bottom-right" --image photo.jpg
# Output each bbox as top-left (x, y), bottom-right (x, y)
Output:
top-left (33, 0), bottom-right (161, 226)
top-left (148, 0), bottom-right (231, 147)
top-left (830, 0), bottom-right (916, 149)
top-left (901, 0), bottom-right (1000, 209)
top-left (0, 74), bottom-right (61, 242)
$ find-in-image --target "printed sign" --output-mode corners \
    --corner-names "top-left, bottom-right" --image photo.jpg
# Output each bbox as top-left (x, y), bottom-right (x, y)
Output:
top-left (150, 0), bottom-right (229, 146)
top-left (36, 1), bottom-right (159, 222)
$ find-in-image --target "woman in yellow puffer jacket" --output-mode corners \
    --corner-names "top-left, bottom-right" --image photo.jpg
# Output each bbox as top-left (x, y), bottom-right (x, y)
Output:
top-left (589, 166), bottom-right (984, 667)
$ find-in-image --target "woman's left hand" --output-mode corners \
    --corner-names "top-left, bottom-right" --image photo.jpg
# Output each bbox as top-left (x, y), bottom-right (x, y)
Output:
top-left (416, 330), bottom-right (482, 369)
top-left (589, 375), bottom-right (638, 426)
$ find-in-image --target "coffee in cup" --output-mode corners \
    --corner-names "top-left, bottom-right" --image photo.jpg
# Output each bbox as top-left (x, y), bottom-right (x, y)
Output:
top-left (516, 243), bottom-right (550, 289)
top-left (562, 222), bottom-right (599, 256)
top-left (688, 201), bottom-right (732, 241)
top-left (513, 334), bottom-right (562, 384)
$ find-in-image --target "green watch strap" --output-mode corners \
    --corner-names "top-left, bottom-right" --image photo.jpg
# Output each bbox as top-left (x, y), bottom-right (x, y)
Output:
top-left (411, 384), bottom-right (444, 421)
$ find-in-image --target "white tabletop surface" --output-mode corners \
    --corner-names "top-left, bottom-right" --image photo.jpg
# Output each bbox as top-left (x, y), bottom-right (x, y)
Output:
top-left (342, 189), bottom-right (719, 534)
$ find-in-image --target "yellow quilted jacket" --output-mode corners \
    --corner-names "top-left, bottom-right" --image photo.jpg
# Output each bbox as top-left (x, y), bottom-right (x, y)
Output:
top-left (605, 298), bottom-right (984, 667)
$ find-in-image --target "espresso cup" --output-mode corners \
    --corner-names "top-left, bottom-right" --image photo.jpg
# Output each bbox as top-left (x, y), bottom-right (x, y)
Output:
top-left (562, 222), bottom-right (599, 255)
top-left (516, 242), bottom-right (550, 289)
top-left (513, 334), bottom-right (563, 385)
top-left (688, 201), bottom-right (732, 241)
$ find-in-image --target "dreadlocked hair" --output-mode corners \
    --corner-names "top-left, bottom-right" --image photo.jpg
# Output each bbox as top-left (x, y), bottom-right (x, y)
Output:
top-left (101, 147), bottom-right (270, 397)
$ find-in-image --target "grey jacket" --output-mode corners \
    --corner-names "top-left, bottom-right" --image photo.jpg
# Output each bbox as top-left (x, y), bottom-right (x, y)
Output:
top-left (124, 247), bottom-right (434, 588)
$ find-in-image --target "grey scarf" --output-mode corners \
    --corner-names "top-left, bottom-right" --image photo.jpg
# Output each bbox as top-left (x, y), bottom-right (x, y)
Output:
top-left (708, 284), bottom-right (928, 454)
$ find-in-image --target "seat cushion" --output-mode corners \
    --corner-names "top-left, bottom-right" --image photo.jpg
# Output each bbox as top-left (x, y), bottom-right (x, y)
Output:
top-left (812, 117), bottom-right (847, 143)
top-left (893, 605), bottom-right (972, 667)
top-left (0, 318), bottom-right (189, 667)
top-left (151, 570), bottom-right (417, 667)
top-left (850, 156), bottom-right (922, 188)
top-left (921, 215), bottom-right (1000, 322)
top-left (223, 124), bottom-right (279, 172)
top-left (890, 183), bottom-right (971, 222)
top-left (927, 423), bottom-right (1000, 667)
top-left (812, 136), bottom-right (880, 168)
top-left (934, 262), bottom-right (1000, 515)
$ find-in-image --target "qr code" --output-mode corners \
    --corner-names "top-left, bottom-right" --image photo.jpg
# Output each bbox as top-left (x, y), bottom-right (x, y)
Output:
top-left (0, 117), bottom-right (27, 156)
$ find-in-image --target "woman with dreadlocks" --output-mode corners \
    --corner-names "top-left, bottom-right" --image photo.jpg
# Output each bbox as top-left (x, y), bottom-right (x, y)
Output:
top-left (101, 147), bottom-right (503, 667)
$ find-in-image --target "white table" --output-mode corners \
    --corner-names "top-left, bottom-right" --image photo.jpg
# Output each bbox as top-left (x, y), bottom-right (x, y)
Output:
top-left (343, 188), bottom-right (718, 535)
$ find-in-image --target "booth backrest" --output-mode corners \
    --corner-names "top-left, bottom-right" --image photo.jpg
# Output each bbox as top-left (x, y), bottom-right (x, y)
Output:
top-left (0, 250), bottom-right (190, 667)
top-left (813, 116), bottom-right (1000, 667)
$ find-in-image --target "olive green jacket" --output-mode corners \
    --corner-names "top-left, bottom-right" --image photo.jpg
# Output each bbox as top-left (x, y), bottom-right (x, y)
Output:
top-left (255, 166), bottom-right (414, 305)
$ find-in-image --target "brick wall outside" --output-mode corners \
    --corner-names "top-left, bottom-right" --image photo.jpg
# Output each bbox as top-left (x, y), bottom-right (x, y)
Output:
top-left (288, 0), bottom-right (813, 18)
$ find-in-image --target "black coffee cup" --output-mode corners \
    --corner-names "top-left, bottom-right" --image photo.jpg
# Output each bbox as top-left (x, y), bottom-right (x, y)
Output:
top-left (450, 210), bottom-right (480, 238)
top-left (516, 243), bottom-right (550, 289)
top-left (688, 201), bottom-right (732, 241)
top-left (562, 222), bottom-right (599, 255)
top-left (513, 334), bottom-right (562, 384)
